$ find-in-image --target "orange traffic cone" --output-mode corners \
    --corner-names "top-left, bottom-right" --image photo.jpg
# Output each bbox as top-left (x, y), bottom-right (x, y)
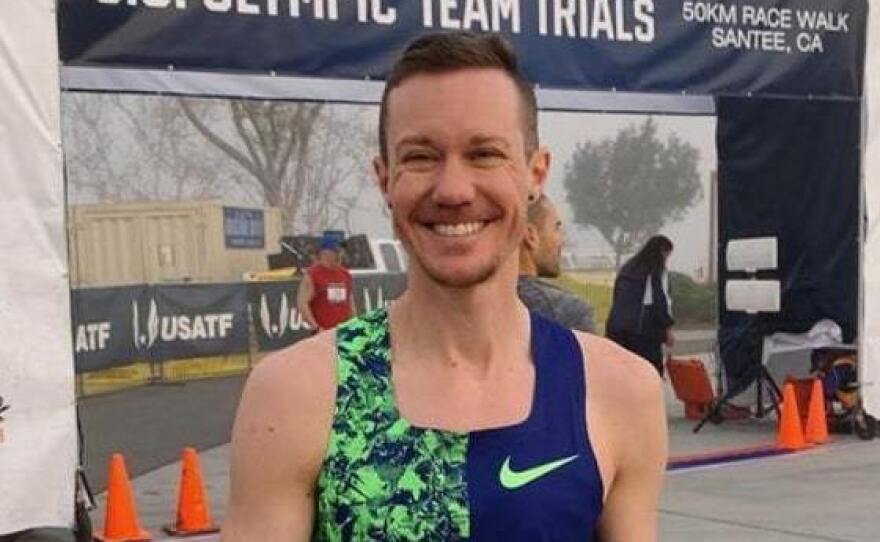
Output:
top-left (163, 447), bottom-right (219, 536)
top-left (805, 377), bottom-right (830, 444)
top-left (94, 453), bottom-right (152, 541)
top-left (777, 382), bottom-right (808, 451)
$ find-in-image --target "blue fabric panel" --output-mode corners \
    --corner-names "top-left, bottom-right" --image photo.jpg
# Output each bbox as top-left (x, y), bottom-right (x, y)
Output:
top-left (716, 97), bottom-right (860, 384)
top-left (466, 313), bottom-right (603, 540)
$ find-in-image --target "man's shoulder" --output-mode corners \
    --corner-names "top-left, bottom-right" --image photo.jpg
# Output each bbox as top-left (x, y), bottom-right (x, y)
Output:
top-left (573, 331), bottom-right (666, 483)
top-left (574, 331), bottom-right (663, 409)
top-left (519, 276), bottom-right (595, 331)
top-left (518, 275), bottom-right (570, 305)
top-left (243, 331), bottom-right (338, 418)
top-left (228, 330), bottom-right (339, 522)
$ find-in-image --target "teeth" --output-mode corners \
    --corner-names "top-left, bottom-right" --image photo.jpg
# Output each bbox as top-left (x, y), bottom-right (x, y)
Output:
top-left (432, 221), bottom-right (485, 237)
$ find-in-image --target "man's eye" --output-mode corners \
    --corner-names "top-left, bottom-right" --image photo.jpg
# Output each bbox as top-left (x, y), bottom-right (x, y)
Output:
top-left (470, 148), bottom-right (505, 162)
top-left (402, 152), bottom-right (436, 163)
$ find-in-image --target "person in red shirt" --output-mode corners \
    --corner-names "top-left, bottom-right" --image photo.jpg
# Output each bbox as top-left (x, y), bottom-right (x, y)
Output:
top-left (296, 235), bottom-right (355, 331)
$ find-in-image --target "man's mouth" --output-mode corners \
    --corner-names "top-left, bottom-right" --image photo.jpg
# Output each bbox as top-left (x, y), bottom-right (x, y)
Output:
top-left (429, 221), bottom-right (488, 237)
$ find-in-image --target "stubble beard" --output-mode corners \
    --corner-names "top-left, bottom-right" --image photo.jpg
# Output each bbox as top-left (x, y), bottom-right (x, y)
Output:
top-left (418, 253), bottom-right (501, 289)
top-left (396, 221), bottom-right (512, 289)
top-left (536, 251), bottom-right (561, 279)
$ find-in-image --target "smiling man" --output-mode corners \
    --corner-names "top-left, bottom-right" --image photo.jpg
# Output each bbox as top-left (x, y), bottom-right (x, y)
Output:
top-left (223, 32), bottom-right (666, 541)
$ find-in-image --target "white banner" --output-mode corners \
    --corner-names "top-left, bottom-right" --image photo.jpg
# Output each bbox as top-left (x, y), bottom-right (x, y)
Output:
top-left (0, 0), bottom-right (77, 533)
top-left (863, 1), bottom-right (880, 418)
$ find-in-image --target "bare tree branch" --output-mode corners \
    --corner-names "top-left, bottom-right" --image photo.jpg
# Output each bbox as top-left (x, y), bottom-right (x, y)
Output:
top-left (179, 98), bottom-right (263, 181)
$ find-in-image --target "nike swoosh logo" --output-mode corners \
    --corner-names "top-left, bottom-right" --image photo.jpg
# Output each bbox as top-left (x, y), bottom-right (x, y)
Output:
top-left (499, 454), bottom-right (579, 490)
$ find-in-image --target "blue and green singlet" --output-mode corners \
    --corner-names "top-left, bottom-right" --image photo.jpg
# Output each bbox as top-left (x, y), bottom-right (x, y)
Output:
top-left (313, 308), bottom-right (604, 541)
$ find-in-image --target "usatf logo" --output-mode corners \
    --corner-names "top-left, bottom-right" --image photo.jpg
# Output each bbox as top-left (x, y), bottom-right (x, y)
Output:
top-left (259, 294), bottom-right (311, 339)
top-left (132, 298), bottom-right (235, 350)
top-left (132, 299), bottom-right (160, 350)
top-left (361, 286), bottom-right (390, 312)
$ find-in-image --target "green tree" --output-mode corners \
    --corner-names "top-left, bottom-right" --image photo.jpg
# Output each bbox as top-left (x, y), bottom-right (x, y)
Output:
top-left (564, 118), bottom-right (703, 268)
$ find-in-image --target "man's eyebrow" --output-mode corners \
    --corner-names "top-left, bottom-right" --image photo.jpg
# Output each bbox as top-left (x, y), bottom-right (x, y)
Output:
top-left (394, 136), bottom-right (435, 153)
top-left (469, 134), bottom-right (511, 148)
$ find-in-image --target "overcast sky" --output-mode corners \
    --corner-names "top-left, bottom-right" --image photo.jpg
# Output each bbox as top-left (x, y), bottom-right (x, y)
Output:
top-left (541, 111), bottom-right (717, 277)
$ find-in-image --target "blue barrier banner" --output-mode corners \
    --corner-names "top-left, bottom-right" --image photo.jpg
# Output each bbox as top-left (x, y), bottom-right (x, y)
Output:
top-left (58, 0), bottom-right (866, 98)
top-left (151, 283), bottom-right (251, 360)
top-left (71, 285), bottom-right (151, 372)
top-left (249, 280), bottom-right (313, 352)
top-left (70, 276), bottom-right (406, 370)
top-left (249, 273), bottom-right (407, 352)
top-left (71, 283), bottom-right (250, 371)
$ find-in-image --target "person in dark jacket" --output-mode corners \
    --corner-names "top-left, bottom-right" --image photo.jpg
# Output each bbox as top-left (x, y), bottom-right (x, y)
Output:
top-left (606, 235), bottom-right (675, 376)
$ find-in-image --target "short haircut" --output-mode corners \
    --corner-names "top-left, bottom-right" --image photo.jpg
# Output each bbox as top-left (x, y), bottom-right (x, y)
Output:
top-left (379, 31), bottom-right (538, 162)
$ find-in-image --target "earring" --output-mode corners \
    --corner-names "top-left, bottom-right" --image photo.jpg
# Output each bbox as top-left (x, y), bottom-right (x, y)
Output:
top-left (528, 192), bottom-right (538, 203)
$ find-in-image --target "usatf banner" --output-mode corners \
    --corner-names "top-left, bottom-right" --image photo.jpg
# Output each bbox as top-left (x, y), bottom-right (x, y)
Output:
top-left (249, 273), bottom-right (407, 352)
top-left (71, 285), bottom-right (150, 372)
top-left (71, 275), bottom-right (406, 370)
top-left (72, 283), bottom-right (250, 371)
top-left (151, 283), bottom-right (250, 360)
top-left (249, 280), bottom-right (313, 353)
top-left (57, 0), bottom-right (866, 99)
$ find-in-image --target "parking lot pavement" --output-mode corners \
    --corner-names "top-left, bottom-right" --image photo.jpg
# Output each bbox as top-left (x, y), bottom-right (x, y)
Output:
top-left (661, 440), bottom-right (880, 541)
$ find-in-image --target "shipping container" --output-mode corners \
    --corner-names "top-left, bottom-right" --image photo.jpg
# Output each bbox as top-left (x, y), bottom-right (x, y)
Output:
top-left (68, 200), bottom-right (281, 287)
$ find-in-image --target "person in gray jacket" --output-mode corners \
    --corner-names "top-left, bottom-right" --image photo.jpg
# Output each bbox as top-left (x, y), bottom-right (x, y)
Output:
top-left (517, 194), bottom-right (596, 332)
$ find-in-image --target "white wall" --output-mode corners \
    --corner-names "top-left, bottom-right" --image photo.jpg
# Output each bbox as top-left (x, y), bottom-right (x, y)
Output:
top-left (0, 0), bottom-right (77, 532)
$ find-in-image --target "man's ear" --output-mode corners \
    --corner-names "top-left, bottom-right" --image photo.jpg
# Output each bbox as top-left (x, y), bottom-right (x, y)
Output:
top-left (373, 155), bottom-right (390, 200)
top-left (523, 223), bottom-right (539, 251)
top-left (529, 147), bottom-right (551, 195)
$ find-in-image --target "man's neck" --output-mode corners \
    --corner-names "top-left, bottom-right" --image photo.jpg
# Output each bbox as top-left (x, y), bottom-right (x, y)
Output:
top-left (390, 259), bottom-right (530, 371)
top-left (518, 251), bottom-right (538, 277)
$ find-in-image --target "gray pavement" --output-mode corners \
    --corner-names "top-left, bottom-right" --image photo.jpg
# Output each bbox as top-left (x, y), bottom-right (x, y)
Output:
top-left (80, 375), bottom-right (245, 491)
top-left (91, 432), bottom-right (880, 541)
top-left (662, 440), bottom-right (880, 541)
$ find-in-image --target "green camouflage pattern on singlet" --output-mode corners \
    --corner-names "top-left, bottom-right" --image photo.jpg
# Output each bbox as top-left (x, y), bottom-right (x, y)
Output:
top-left (313, 308), bottom-right (470, 541)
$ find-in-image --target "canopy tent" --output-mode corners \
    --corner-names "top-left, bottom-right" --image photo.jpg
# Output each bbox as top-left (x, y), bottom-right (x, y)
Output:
top-left (1, 0), bottom-right (874, 533)
top-left (0, 0), bottom-right (77, 533)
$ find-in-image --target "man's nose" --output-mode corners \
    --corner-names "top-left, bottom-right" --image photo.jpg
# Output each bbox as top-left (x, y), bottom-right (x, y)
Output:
top-left (431, 156), bottom-right (476, 207)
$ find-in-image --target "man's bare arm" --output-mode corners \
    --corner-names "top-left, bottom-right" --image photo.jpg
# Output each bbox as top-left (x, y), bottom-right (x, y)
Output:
top-left (222, 333), bottom-right (336, 541)
top-left (297, 273), bottom-right (319, 330)
top-left (580, 335), bottom-right (668, 542)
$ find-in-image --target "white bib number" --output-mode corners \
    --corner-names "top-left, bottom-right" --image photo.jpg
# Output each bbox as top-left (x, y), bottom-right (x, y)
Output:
top-left (327, 283), bottom-right (347, 304)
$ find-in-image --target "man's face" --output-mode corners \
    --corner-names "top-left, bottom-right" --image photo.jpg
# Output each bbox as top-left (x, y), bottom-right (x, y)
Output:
top-left (532, 201), bottom-right (564, 278)
top-left (375, 68), bottom-right (548, 288)
top-left (318, 248), bottom-right (339, 266)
